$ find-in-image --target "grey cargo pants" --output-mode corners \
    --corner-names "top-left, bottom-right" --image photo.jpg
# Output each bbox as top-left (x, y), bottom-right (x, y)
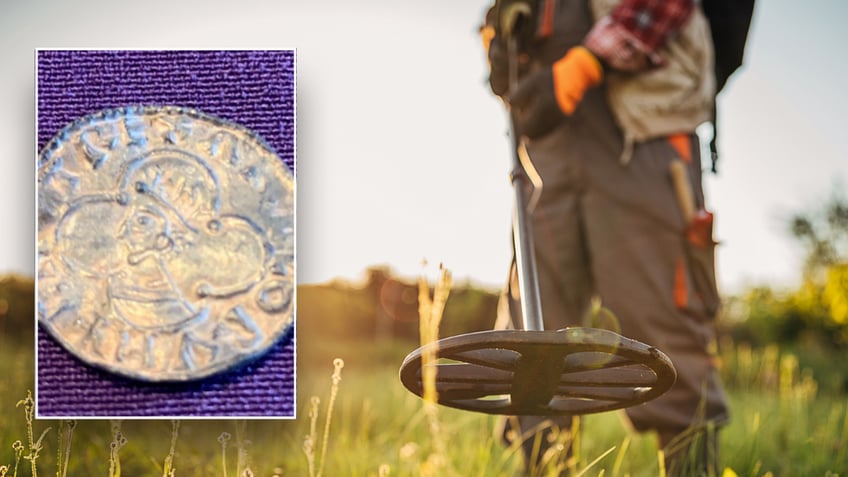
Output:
top-left (498, 90), bottom-right (730, 462)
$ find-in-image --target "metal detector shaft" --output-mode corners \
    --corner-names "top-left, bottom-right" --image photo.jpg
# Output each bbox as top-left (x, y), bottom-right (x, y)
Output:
top-left (507, 35), bottom-right (544, 332)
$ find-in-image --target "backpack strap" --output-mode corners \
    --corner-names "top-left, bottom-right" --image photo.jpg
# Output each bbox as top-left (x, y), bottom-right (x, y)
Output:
top-left (702, 0), bottom-right (756, 173)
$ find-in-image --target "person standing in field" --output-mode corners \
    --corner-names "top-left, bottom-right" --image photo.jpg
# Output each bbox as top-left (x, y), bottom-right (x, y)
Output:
top-left (482, 0), bottom-right (740, 474)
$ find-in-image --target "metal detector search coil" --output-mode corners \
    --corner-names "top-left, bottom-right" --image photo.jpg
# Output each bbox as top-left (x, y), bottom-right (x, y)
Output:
top-left (400, 327), bottom-right (676, 416)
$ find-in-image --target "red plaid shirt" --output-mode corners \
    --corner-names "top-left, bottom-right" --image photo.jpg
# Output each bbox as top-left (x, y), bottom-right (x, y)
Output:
top-left (584, 0), bottom-right (695, 71)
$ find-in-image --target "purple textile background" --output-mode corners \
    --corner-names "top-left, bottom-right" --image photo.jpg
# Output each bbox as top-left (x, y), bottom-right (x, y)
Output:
top-left (36, 50), bottom-right (296, 417)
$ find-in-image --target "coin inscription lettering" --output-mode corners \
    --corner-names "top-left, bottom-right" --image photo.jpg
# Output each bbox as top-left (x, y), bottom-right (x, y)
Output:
top-left (38, 107), bottom-right (294, 381)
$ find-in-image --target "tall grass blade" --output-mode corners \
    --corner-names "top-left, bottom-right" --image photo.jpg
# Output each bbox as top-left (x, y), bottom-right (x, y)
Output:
top-left (162, 420), bottom-right (180, 477)
top-left (611, 435), bottom-right (630, 477)
top-left (574, 446), bottom-right (616, 477)
top-left (234, 421), bottom-right (250, 477)
top-left (56, 419), bottom-right (77, 477)
top-left (55, 420), bottom-right (75, 477)
top-left (417, 264), bottom-right (453, 476)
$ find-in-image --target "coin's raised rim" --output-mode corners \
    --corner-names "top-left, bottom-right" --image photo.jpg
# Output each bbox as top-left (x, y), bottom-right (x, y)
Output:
top-left (38, 105), bottom-right (293, 175)
top-left (37, 105), bottom-right (295, 382)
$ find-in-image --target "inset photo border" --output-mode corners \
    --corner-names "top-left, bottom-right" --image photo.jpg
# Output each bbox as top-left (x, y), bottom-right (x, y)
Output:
top-left (35, 50), bottom-right (296, 418)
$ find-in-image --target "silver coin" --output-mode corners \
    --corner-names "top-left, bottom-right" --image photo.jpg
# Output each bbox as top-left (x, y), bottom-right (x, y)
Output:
top-left (37, 106), bottom-right (295, 381)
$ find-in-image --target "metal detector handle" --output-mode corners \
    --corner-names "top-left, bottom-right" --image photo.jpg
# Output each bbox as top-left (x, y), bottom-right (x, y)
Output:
top-left (507, 34), bottom-right (544, 332)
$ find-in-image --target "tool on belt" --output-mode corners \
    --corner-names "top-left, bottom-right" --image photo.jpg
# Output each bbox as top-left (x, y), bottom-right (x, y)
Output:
top-left (398, 6), bottom-right (677, 416)
top-left (670, 159), bottom-right (720, 316)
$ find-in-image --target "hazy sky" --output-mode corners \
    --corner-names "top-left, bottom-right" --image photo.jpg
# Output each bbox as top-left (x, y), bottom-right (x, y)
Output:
top-left (2, 0), bottom-right (846, 294)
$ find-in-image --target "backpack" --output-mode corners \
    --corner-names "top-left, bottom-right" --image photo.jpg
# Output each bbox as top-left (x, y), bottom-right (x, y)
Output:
top-left (702, 0), bottom-right (756, 172)
top-left (485, 0), bottom-right (756, 172)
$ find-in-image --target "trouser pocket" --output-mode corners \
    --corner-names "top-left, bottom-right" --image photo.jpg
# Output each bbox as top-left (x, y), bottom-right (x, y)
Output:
top-left (683, 210), bottom-right (720, 319)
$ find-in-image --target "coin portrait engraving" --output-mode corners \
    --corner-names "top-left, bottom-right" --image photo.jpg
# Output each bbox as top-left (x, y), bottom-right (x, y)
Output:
top-left (38, 107), bottom-right (294, 381)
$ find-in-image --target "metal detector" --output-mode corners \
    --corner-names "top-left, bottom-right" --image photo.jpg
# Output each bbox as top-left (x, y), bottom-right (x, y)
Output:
top-left (399, 8), bottom-right (677, 416)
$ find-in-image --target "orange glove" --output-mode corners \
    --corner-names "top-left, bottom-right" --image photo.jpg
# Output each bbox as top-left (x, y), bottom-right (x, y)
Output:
top-left (509, 46), bottom-right (604, 139)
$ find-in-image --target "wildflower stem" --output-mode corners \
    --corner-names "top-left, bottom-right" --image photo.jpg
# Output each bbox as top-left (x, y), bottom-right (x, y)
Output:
top-left (218, 432), bottom-right (231, 477)
top-left (108, 422), bottom-right (126, 477)
top-left (16, 391), bottom-right (47, 477)
top-left (55, 422), bottom-right (61, 477)
top-left (18, 392), bottom-right (35, 477)
top-left (316, 358), bottom-right (344, 477)
top-left (303, 396), bottom-right (320, 477)
top-left (11, 440), bottom-right (22, 477)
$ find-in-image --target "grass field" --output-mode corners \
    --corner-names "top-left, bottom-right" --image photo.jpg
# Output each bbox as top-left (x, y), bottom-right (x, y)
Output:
top-left (2, 273), bottom-right (847, 476)
top-left (1, 332), bottom-right (847, 477)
